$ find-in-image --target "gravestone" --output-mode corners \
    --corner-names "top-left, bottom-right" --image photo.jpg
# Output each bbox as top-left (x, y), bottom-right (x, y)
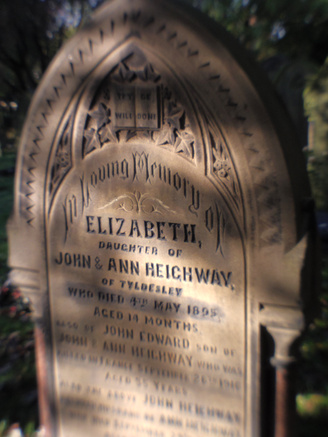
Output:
top-left (7, 1), bottom-right (316, 437)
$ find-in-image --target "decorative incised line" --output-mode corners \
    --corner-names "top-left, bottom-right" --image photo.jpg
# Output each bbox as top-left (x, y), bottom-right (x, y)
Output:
top-left (157, 24), bottom-right (166, 34)
top-left (98, 191), bottom-right (176, 215)
top-left (143, 16), bottom-right (154, 28)
top-left (21, 14), bottom-right (103, 225)
top-left (32, 138), bottom-right (41, 148)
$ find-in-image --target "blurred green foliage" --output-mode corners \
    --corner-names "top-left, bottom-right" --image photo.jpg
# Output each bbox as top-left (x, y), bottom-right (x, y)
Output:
top-left (295, 254), bottom-right (328, 436)
top-left (304, 58), bottom-right (328, 155)
top-left (307, 153), bottom-right (328, 210)
top-left (187, 0), bottom-right (328, 64)
top-left (0, 153), bottom-right (15, 284)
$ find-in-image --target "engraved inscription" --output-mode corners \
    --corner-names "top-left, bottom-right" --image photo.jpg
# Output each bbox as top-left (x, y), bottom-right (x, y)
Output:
top-left (114, 85), bottom-right (136, 128)
top-left (48, 145), bottom-right (245, 437)
top-left (113, 85), bottom-right (159, 129)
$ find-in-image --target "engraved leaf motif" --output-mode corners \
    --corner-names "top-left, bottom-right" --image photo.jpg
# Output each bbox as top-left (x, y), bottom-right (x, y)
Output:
top-left (175, 138), bottom-right (191, 157)
top-left (163, 87), bottom-right (172, 100)
top-left (156, 101), bottom-right (195, 159)
top-left (156, 125), bottom-right (176, 145)
top-left (90, 103), bottom-right (110, 129)
top-left (166, 118), bottom-right (179, 130)
top-left (142, 130), bottom-right (153, 141)
top-left (175, 129), bottom-right (194, 158)
top-left (98, 191), bottom-right (176, 215)
top-left (166, 104), bottom-right (184, 130)
top-left (49, 117), bottom-right (73, 194)
top-left (141, 197), bottom-right (176, 215)
top-left (55, 124), bottom-right (71, 169)
top-left (213, 144), bottom-right (231, 178)
top-left (137, 64), bottom-right (161, 82)
top-left (99, 194), bottom-right (135, 212)
top-left (134, 191), bottom-right (141, 202)
top-left (125, 130), bottom-right (137, 142)
top-left (99, 122), bottom-right (118, 143)
top-left (55, 150), bottom-right (70, 168)
top-left (112, 63), bottom-right (135, 82)
top-left (210, 131), bottom-right (240, 211)
top-left (84, 128), bottom-right (101, 155)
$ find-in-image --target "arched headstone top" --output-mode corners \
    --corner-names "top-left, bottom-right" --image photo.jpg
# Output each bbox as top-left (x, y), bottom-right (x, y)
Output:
top-left (13, 0), bottom-right (309, 254)
top-left (7, 2), bottom-right (315, 437)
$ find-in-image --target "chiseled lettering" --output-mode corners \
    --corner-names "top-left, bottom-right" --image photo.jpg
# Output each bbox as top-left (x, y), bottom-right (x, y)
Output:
top-left (154, 300), bottom-right (181, 313)
top-left (107, 258), bottom-right (139, 275)
top-left (156, 222), bottom-right (166, 240)
top-left (54, 252), bottom-right (90, 269)
top-left (221, 271), bottom-right (233, 287)
top-left (86, 215), bottom-right (95, 233)
top-left (153, 381), bottom-right (188, 396)
top-left (115, 112), bottom-right (133, 119)
top-left (169, 223), bottom-right (180, 241)
top-left (116, 218), bottom-right (125, 236)
top-left (139, 331), bottom-right (189, 349)
top-left (103, 325), bottom-right (134, 339)
top-left (183, 224), bottom-right (196, 243)
top-left (159, 415), bottom-right (182, 427)
top-left (129, 219), bottom-right (141, 237)
top-left (97, 216), bottom-right (106, 234)
top-left (144, 263), bottom-right (233, 289)
top-left (103, 341), bottom-right (126, 354)
top-left (94, 307), bottom-right (123, 319)
top-left (144, 221), bottom-right (155, 238)
top-left (131, 346), bottom-right (192, 367)
top-left (108, 258), bottom-right (117, 272)
top-left (85, 217), bottom-right (198, 244)
top-left (68, 287), bottom-right (94, 299)
top-left (197, 361), bottom-right (220, 371)
top-left (144, 316), bottom-right (197, 332)
top-left (144, 394), bottom-right (173, 409)
top-left (59, 333), bottom-right (87, 347)
top-left (195, 268), bottom-right (210, 284)
top-left (179, 402), bottom-right (241, 423)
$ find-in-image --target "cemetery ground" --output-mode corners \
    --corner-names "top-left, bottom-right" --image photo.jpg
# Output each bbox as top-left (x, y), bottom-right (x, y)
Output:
top-left (0, 149), bottom-right (328, 436)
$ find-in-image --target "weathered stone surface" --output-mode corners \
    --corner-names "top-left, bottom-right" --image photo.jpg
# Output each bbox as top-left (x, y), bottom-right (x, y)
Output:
top-left (7, 1), bottom-right (316, 436)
